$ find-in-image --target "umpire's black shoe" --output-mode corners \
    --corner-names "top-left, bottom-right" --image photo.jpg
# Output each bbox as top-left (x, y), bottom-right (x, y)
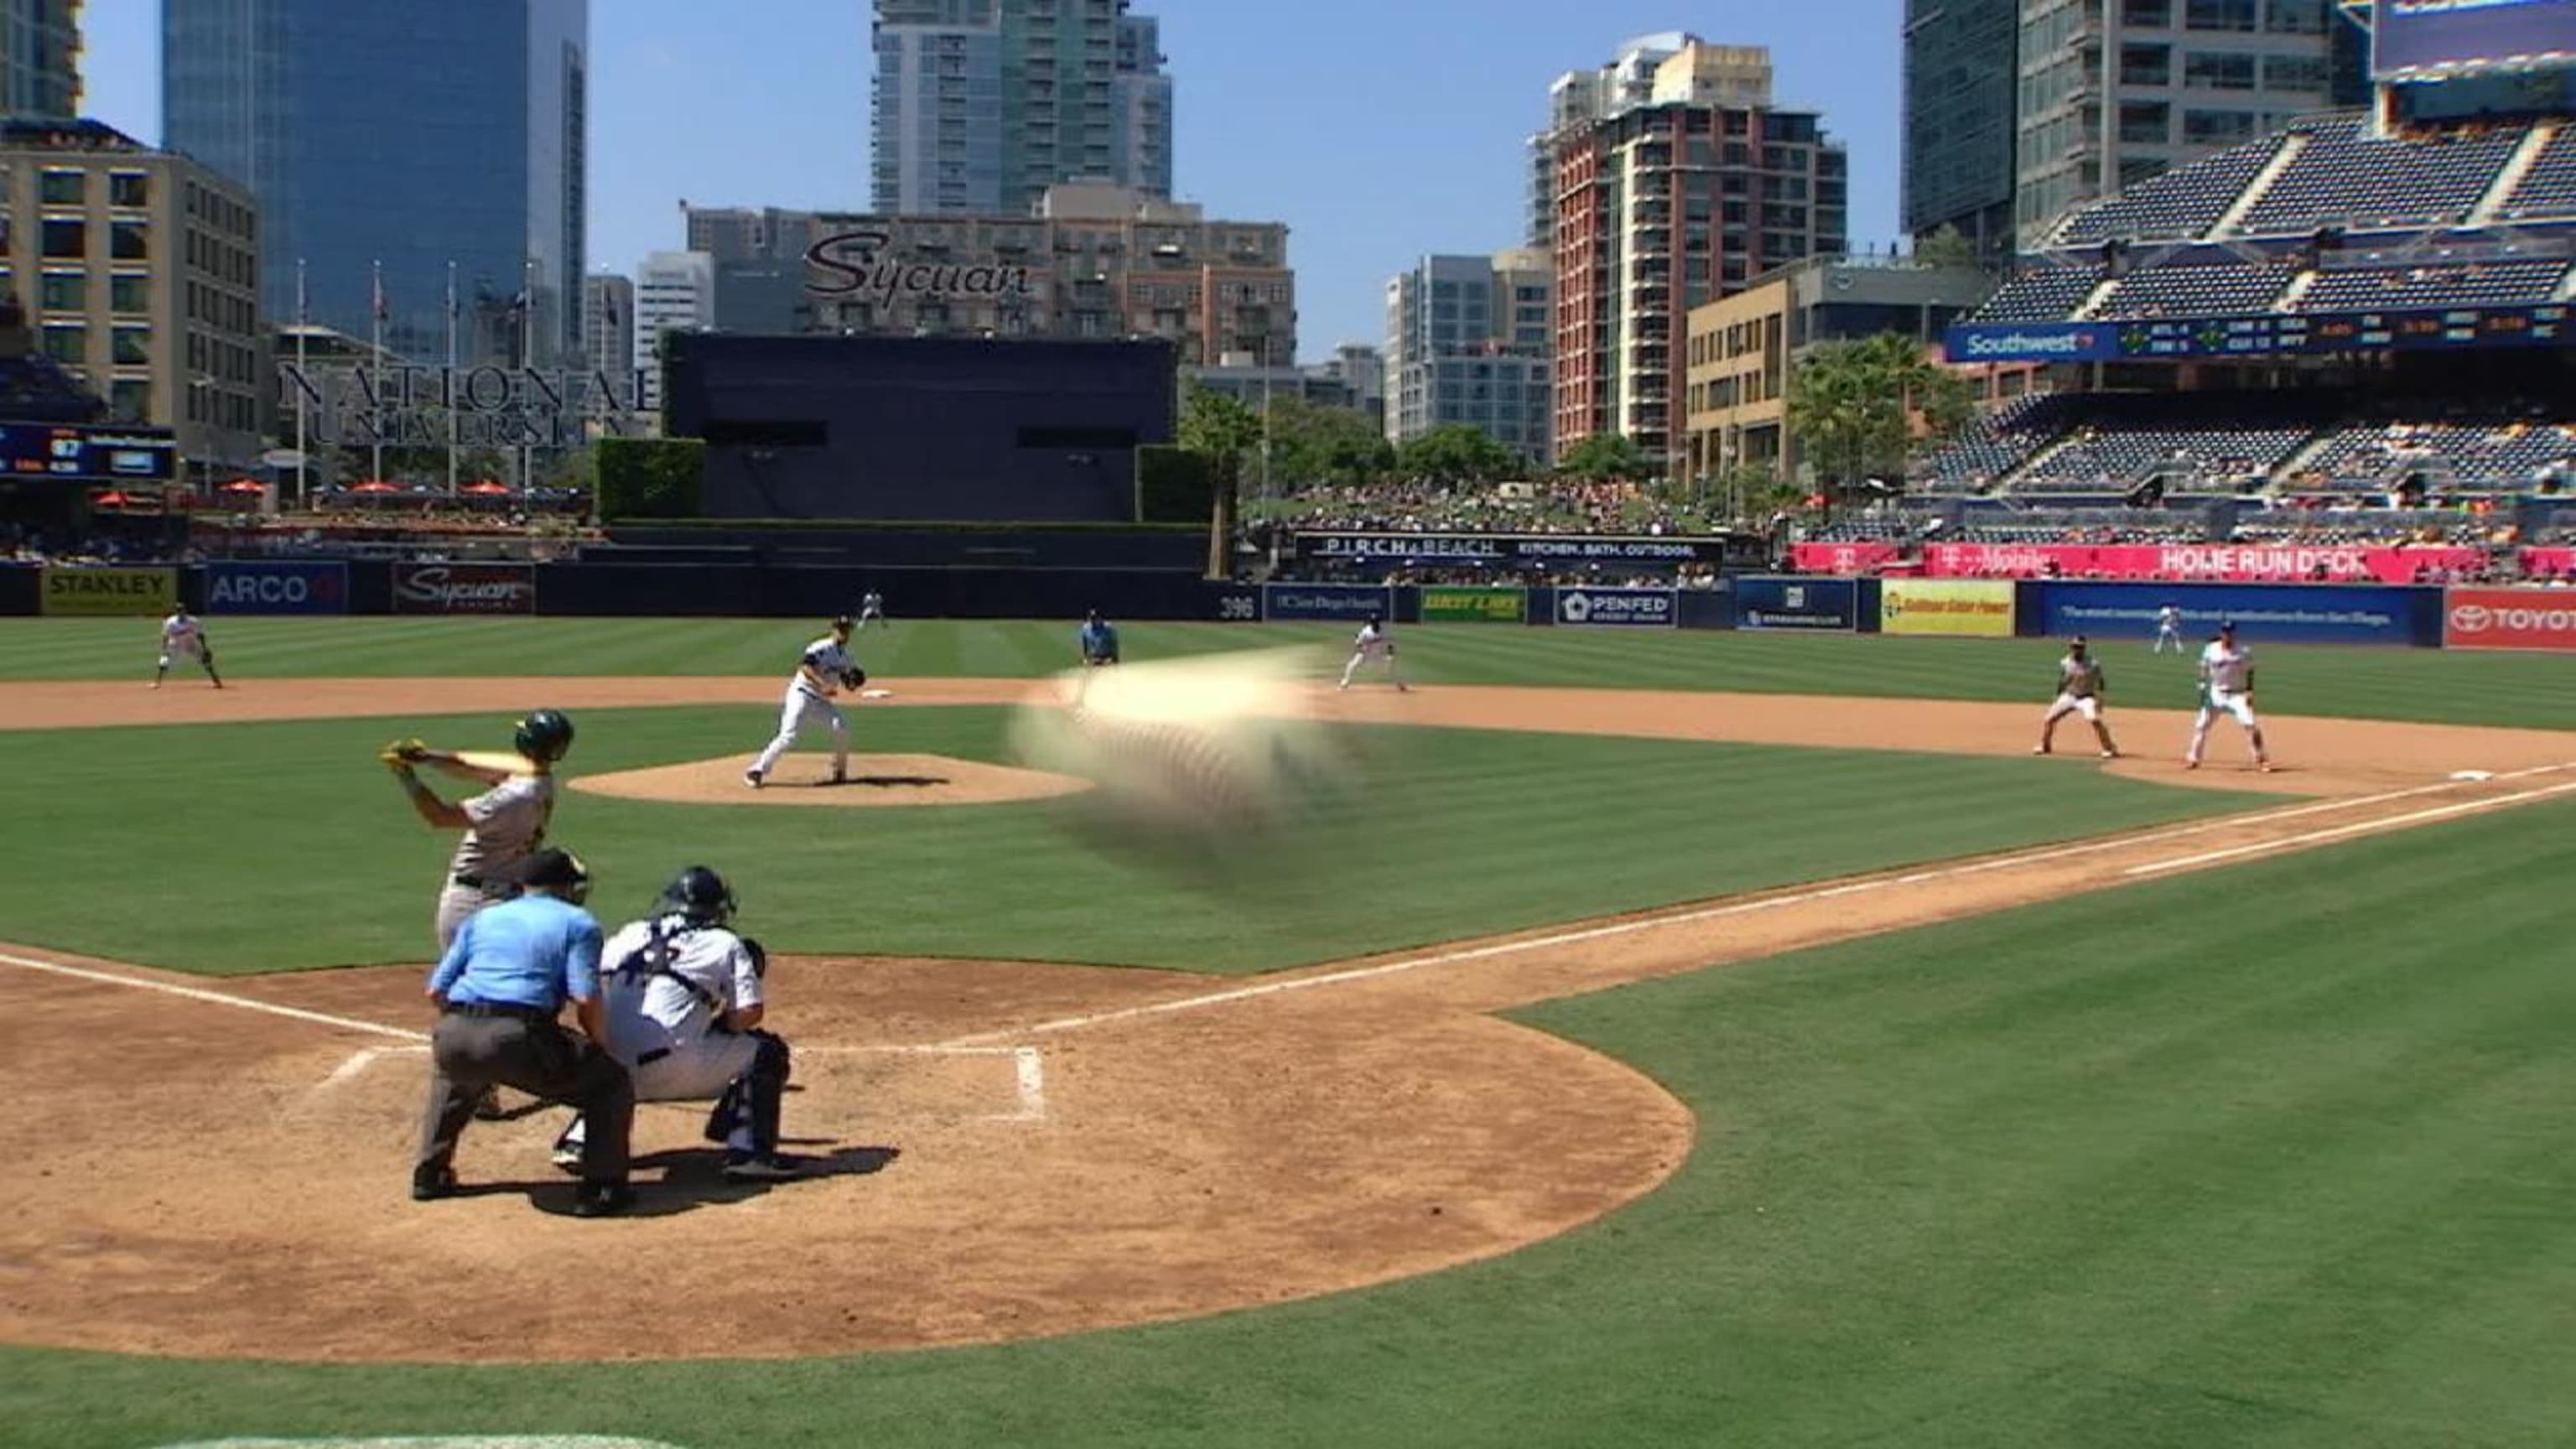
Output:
top-left (470, 1086), bottom-right (507, 1120)
top-left (572, 1182), bottom-right (636, 1218)
top-left (723, 1152), bottom-right (804, 1182)
top-left (411, 1166), bottom-right (459, 1202)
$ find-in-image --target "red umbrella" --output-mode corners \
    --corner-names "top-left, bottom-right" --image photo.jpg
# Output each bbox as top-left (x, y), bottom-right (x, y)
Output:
top-left (220, 478), bottom-right (264, 495)
top-left (93, 491), bottom-right (132, 506)
top-left (351, 480), bottom-right (401, 494)
top-left (460, 480), bottom-right (511, 496)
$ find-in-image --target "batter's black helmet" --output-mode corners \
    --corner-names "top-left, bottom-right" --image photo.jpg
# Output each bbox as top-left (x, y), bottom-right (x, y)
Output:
top-left (656, 865), bottom-right (737, 927)
top-left (515, 709), bottom-right (575, 764)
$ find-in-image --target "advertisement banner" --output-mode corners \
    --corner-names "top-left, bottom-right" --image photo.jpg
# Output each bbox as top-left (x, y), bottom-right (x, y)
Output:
top-left (1555, 587), bottom-right (1676, 627)
top-left (2521, 547), bottom-right (2575, 579)
top-left (1914, 541), bottom-right (2485, 584)
top-left (1206, 583), bottom-right (1262, 623)
top-left (203, 560), bottom-right (350, 615)
top-left (1420, 585), bottom-right (1528, 622)
top-left (1734, 576), bottom-right (1858, 631)
top-left (392, 561), bottom-right (537, 615)
top-left (2035, 582), bottom-right (2425, 645)
top-left (1882, 578), bottom-right (2016, 636)
top-left (2373, 0), bottom-right (2576, 81)
top-left (40, 565), bottom-right (175, 616)
top-left (2443, 587), bottom-right (2576, 652)
top-left (1789, 542), bottom-right (1904, 574)
top-left (1941, 322), bottom-right (2118, 364)
top-left (1294, 532), bottom-right (1732, 565)
top-left (1261, 583), bottom-right (1394, 623)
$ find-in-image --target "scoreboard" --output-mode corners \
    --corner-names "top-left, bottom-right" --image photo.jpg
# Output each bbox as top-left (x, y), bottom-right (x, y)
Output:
top-left (1947, 303), bottom-right (2574, 363)
top-left (0, 424), bottom-right (179, 480)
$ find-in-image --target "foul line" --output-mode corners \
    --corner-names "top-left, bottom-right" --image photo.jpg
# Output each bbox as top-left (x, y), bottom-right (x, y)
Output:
top-left (0, 951), bottom-right (428, 1041)
top-left (2126, 781), bottom-right (2576, 876)
top-left (942, 762), bottom-right (2576, 1046)
top-left (302, 1041), bottom-right (1049, 1123)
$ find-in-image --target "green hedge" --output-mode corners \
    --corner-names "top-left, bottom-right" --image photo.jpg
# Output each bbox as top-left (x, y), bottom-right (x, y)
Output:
top-left (1135, 444), bottom-right (1218, 525)
top-left (595, 437), bottom-right (706, 522)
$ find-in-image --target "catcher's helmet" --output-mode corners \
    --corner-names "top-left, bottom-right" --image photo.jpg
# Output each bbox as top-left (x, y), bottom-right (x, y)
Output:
top-left (656, 865), bottom-right (737, 927)
top-left (514, 709), bottom-right (575, 764)
top-left (524, 847), bottom-right (592, 906)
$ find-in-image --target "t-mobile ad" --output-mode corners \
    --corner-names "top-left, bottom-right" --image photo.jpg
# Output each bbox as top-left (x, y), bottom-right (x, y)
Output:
top-left (2372, 0), bottom-right (2576, 80)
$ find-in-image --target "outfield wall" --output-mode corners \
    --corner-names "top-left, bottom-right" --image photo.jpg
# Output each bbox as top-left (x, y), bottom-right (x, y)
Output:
top-left (3, 565), bottom-right (2566, 652)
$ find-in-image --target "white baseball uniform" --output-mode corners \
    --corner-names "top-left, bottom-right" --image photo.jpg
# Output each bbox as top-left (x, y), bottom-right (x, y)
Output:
top-left (158, 611), bottom-right (205, 666)
top-left (1338, 622), bottom-right (1407, 690)
top-left (432, 772), bottom-right (559, 949)
top-left (596, 916), bottom-right (764, 1100)
top-left (857, 591), bottom-right (887, 628)
top-left (2188, 637), bottom-right (2269, 766)
top-left (750, 635), bottom-right (854, 780)
top-left (2154, 606), bottom-right (2184, 654)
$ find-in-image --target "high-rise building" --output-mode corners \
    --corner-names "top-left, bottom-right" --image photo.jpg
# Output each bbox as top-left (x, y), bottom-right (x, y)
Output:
top-left (1383, 251), bottom-right (1552, 463)
top-left (2011, 0), bottom-right (2366, 238)
top-left (1545, 41), bottom-right (1846, 470)
top-left (581, 273), bottom-right (633, 382)
top-left (633, 251), bottom-right (714, 415)
top-left (161, 1), bottom-right (589, 367)
top-left (0, 119), bottom-right (265, 472)
top-left (686, 183), bottom-right (1294, 366)
top-left (1, 0), bottom-right (80, 122)
top-left (1527, 31), bottom-right (1716, 248)
top-left (871, 0), bottom-right (1174, 216)
top-left (1309, 342), bottom-right (1384, 428)
top-left (1902, 0), bottom-right (2018, 256)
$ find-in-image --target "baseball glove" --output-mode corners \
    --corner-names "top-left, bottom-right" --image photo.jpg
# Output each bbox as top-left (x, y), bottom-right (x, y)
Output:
top-left (841, 666), bottom-right (867, 691)
top-left (378, 737), bottom-right (430, 770)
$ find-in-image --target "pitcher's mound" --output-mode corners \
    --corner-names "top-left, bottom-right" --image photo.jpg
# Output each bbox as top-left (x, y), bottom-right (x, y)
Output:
top-left (571, 753), bottom-right (1092, 808)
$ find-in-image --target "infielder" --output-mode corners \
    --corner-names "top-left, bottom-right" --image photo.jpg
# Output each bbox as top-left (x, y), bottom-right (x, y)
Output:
top-left (2153, 604), bottom-right (2186, 655)
top-left (2185, 621), bottom-right (2272, 771)
top-left (1078, 609), bottom-right (1120, 667)
top-left (856, 589), bottom-right (889, 631)
top-left (152, 605), bottom-right (224, 689)
top-left (745, 615), bottom-right (864, 788)
top-left (2033, 636), bottom-right (2120, 759)
top-left (1337, 612), bottom-right (1409, 692)
top-left (551, 865), bottom-right (801, 1182)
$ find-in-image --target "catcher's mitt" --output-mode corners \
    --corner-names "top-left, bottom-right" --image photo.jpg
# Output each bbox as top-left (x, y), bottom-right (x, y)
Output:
top-left (841, 666), bottom-right (867, 691)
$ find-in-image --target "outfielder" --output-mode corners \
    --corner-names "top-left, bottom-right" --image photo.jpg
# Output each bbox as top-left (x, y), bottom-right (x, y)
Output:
top-left (1337, 613), bottom-right (1409, 692)
top-left (153, 605), bottom-right (224, 689)
top-left (2153, 604), bottom-right (2186, 655)
top-left (2033, 636), bottom-right (2120, 759)
top-left (2185, 621), bottom-right (2272, 771)
top-left (551, 865), bottom-right (801, 1182)
top-left (746, 615), bottom-right (865, 788)
top-left (856, 589), bottom-right (889, 631)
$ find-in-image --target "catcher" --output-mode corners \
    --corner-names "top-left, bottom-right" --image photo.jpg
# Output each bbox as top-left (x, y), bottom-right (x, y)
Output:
top-left (550, 865), bottom-right (802, 1182)
top-left (745, 615), bottom-right (865, 788)
top-left (385, 708), bottom-right (575, 1120)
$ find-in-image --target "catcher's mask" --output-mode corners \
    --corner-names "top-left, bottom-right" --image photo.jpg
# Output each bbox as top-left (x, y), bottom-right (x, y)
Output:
top-left (656, 865), bottom-right (737, 927)
top-left (524, 848), bottom-right (592, 906)
top-left (515, 709), bottom-right (575, 764)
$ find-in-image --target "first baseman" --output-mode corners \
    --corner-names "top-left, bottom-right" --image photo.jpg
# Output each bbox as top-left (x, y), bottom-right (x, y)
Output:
top-left (1337, 613), bottom-right (1409, 692)
top-left (2033, 636), bottom-right (2120, 759)
top-left (153, 605), bottom-right (224, 689)
top-left (746, 615), bottom-right (863, 788)
top-left (2185, 621), bottom-right (2272, 771)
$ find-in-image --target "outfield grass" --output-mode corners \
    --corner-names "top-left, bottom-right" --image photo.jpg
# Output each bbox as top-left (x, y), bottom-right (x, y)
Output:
top-left (4, 615), bottom-right (2571, 728)
top-left (0, 704), bottom-right (2259, 974)
top-left (8, 797), bottom-right (2569, 1449)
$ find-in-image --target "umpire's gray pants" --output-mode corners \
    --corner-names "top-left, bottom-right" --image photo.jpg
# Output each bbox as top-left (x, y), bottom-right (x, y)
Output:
top-left (418, 1010), bottom-right (634, 1184)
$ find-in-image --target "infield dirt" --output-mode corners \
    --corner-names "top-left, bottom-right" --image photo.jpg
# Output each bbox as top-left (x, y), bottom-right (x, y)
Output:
top-left (0, 676), bottom-right (2564, 1362)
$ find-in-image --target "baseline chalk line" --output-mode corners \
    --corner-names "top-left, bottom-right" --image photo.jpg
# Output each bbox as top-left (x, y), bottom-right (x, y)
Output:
top-left (0, 951), bottom-right (427, 1041)
top-left (943, 761), bottom-right (2576, 1046)
top-left (2125, 780), bottom-right (2576, 877)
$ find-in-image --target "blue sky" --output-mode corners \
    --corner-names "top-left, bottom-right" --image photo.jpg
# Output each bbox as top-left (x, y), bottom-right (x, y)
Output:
top-left (82, 0), bottom-right (1901, 362)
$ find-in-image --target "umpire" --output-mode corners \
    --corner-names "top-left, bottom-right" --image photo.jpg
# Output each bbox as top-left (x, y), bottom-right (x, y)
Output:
top-left (412, 847), bottom-right (638, 1218)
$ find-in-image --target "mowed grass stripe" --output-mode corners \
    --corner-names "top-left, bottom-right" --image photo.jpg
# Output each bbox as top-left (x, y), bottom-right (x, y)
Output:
top-left (0, 706), bottom-right (2258, 976)
top-left (3, 801), bottom-right (2567, 1449)
top-left (7, 616), bottom-right (2568, 728)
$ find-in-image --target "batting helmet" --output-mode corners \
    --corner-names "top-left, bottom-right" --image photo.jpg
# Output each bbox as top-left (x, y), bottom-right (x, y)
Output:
top-left (656, 865), bottom-right (737, 927)
top-left (515, 709), bottom-right (575, 764)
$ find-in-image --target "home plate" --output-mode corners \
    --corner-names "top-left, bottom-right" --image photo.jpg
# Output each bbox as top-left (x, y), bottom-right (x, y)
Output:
top-left (2449, 770), bottom-right (2496, 782)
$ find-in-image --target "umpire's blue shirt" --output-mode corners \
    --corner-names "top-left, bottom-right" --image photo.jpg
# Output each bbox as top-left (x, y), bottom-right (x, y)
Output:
top-left (428, 894), bottom-right (605, 1010)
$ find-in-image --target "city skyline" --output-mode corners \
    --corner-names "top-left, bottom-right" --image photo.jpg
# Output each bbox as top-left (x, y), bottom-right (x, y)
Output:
top-left (73, 0), bottom-right (1903, 365)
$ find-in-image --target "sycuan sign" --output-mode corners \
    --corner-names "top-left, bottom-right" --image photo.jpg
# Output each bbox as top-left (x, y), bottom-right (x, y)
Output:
top-left (803, 230), bottom-right (1035, 304)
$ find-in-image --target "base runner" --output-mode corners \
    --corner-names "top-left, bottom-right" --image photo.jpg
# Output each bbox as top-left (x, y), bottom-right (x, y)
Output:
top-left (153, 605), bottom-right (224, 689)
top-left (2185, 621), bottom-right (2272, 772)
top-left (2033, 636), bottom-right (2120, 759)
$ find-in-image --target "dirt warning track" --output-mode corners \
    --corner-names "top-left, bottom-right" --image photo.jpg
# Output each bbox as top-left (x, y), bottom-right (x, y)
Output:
top-left (0, 675), bottom-right (2565, 1362)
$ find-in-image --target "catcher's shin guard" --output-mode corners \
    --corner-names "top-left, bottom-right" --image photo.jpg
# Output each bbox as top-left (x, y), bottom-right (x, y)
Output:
top-left (704, 1032), bottom-right (792, 1155)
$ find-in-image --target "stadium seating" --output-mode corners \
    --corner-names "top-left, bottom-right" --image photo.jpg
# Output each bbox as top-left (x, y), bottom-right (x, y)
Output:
top-left (2016, 424), bottom-right (2312, 494)
top-left (2292, 258), bottom-right (2572, 312)
top-left (2051, 135), bottom-right (2288, 247)
top-left (2090, 262), bottom-right (2296, 319)
top-left (1970, 267), bottom-right (2103, 322)
top-left (1909, 393), bottom-right (2080, 491)
top-left (2290, 419), bottom-right (2576, 493)
top-left (2495, 126), bottom-right (2576, 221)
top-left (2235, 118), bottom-right (2529, 236)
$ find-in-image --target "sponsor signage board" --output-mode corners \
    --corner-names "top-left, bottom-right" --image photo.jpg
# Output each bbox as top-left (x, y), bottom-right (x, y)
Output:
top-left (2036, 582), bottom-right (2423, 644)
top-left (1420, 585), bottom-right (1528, 622)
top-left (392, 562), bottom-right (537, 615)
top-left (40, 565), bottom-right (175, 615)
top-left (1555, 587), bottom-right (1675, 627)
top-left (2443, 586), bottom-right (2576, 652)
top-left (203, 561), bottom-right (349, 615)
top-left (1881, 578), bottom-right (2015, 636)
top-left (1260, 583), bottom-right (1394, 622)
top-left (1733, 576), bottom-right (1857, 631)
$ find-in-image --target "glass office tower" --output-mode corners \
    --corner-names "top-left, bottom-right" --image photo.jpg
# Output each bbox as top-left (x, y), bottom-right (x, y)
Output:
top-left (163, 0), bottom-right (587, 366)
